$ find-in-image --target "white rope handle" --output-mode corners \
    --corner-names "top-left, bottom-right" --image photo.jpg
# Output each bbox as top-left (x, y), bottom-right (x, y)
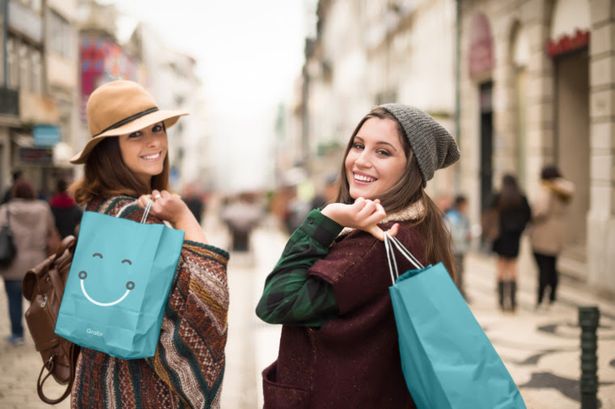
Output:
top-left (384, 234), bottom-right (399, 285)
top-left (116, 200), bottom-right (152, 224)
top-left (387, 233), bottom-right (424, 269)
top-left (383, 232), bottom-right (425, 285)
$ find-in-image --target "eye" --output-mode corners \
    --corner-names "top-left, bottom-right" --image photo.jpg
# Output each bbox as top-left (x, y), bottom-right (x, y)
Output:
top-left (152, 123), bottom-right (164, 133)
top-left (377, 149), bottom-right (391, 157)
top-left (121, 259), bottom-right (132, 265)
top-left (92, 253), bottom-right (103, 259)
top-left (128, 130), bottom-right (142, 138)
top-left (352, 142), bottom-right (364, 150)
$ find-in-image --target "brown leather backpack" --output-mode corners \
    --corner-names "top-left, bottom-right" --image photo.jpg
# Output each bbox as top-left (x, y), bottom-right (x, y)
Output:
top-left (22, 235), bottom-right (80, 404)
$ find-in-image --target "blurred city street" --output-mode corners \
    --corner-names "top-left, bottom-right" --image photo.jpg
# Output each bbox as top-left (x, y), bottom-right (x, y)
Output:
top-left (3, 213), bottom-right (612, 408)
top-left (1, 0), bottom-right (615, 408)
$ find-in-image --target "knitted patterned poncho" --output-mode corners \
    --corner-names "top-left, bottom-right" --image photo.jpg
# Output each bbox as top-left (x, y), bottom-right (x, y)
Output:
top-left (71, 196), bottom-right (229, 409)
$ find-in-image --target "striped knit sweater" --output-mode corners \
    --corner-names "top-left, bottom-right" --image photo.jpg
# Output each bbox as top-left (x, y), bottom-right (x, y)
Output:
top-left (71, 196), bottom-right (229, 409)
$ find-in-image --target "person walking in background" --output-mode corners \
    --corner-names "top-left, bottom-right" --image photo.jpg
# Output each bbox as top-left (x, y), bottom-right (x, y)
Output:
top-left (530, 165), bottom-right (574, 310)
top-left (445, 194), bottom-right (471, 300)
top-left (256, 104), bottom-right (459, 408)
top-left (49, 178), bottom-right (83, 238)
top-left (488, 174), bottom-right (531, 312)
top-left (68, 80), bottom-right (229, 408)
top-left (0, 179), bottom-right (59, 346)
top-left (221, 192), bottom-right (262, 252)
top-left (310, 173), bottom-right (339, 210)
top-left (1, 169), bottom-right (22, 205)
top-left (182, 182), bottom-right (206, 224)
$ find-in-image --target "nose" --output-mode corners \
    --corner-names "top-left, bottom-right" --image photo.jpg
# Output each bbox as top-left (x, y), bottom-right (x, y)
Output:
top-left (144, 129), bottom-right (161, 147)
top-left (354, 150), bottom-right (372, 168)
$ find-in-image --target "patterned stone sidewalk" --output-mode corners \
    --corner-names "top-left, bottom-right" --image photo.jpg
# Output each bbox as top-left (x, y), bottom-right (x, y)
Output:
top-left (465, 251), bottom-right (615, 409)
top-left (0, 290), bottom-right (70, 408)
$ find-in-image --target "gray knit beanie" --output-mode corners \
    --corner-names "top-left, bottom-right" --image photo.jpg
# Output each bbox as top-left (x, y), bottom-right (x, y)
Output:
top-left (379, 103), bottom-right (460, 183)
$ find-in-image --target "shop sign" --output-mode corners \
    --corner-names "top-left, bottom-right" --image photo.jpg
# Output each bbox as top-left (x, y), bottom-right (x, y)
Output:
top-left (33, 125), bottom-right (60, 147)
top-left (19, 147), bottom-right (53, 165)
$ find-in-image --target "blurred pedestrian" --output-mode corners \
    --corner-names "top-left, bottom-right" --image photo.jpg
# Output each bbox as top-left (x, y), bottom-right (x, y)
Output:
top-left (529, 165), bottom-right (574, 310)
top-left (221, 193), bottom-right (262, 251)
top-left (68, 80), bottom-right (228, 408)
top-left (488, 174), bottom-right (531, 312)
top-left (310, 173), bottom-right (339, 210)
top-left (182, 182), bottom-right (206, 224)
top-left (49, 178), bottom-right (83, 238)
top-left (0, 179), bottom-right (58, 346)
top-left (256, 104), bottom-right (459, 408)
top-left (445, 194), bottom-right (471, 300)
top-left (1, 169), bottom-right (23, 204)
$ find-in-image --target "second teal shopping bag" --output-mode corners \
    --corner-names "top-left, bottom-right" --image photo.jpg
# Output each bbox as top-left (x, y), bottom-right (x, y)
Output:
top-left (384, 234), bottom-right (526, 409)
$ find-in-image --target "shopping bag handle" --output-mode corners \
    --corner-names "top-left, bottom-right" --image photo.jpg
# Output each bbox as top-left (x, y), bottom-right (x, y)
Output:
top-left (384, 233), bottom-right (424, 285)
top-left (116, 200), bottom-right (153, 224)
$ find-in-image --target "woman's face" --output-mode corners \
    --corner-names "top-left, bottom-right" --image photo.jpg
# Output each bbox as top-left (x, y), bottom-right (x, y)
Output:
top-left (118, 122), bottom-right (167, 185)
top-left (344, 117), bottom-right (408, 201)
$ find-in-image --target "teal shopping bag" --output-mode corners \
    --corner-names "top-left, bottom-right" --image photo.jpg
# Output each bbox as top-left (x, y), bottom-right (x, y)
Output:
top-left (55, 202), bottom-right (184, 359)
top-left (384, 234), bottom-right (526, 409)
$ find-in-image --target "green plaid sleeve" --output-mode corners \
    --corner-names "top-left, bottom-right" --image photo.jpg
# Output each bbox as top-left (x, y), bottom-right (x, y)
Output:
top-left (256, 209), bottom-right (342, 327)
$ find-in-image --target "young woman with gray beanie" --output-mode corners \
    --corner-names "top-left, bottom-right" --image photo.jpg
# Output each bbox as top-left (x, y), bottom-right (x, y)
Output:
top-left (256, 104), bottom-right (459, 408)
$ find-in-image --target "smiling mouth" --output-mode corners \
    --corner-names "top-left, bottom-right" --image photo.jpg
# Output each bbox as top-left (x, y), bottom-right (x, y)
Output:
top-left (353, 173), bottom-right (377, 183)
top-left (140, 152), bottom-right (162, 161)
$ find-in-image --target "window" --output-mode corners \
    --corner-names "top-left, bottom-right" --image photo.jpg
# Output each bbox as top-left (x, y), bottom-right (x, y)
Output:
top-left (7, 35), bottom-right (44, 92)
top-left (7, 37), bottom-right (19, 89)
top-left (47, 10), bottom-right (74, 59)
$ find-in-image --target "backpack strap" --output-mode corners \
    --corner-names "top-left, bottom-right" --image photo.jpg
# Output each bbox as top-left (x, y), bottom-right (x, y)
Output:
top-left (36, 343), bottom-right (79, 404)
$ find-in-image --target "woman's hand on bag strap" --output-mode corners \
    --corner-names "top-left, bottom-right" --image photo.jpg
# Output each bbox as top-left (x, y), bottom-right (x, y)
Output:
top-left (321, 197), bottom-right (399, 241)
top-left (137, 190), bottom-right (207, 243)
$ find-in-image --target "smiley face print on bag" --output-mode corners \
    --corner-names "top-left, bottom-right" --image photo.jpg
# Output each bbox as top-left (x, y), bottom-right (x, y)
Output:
top-left (77, 252), bottom-right (136, 307)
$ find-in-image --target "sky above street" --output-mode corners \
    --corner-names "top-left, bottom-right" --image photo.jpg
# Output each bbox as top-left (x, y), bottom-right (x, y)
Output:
top-left (110, 0), bottom-right (315, 191)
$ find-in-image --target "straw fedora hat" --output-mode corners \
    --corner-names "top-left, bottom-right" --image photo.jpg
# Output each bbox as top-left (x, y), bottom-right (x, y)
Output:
top-left (70, 80), bottom-right (188, 164)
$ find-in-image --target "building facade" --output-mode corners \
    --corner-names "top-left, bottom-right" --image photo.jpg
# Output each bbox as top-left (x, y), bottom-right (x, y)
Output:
top-left (458, 0), bottom-right (615, 293)
top-left (291, 0), bottom-right (457, 198)
top-left (125, 23), bottom-right (208, 191)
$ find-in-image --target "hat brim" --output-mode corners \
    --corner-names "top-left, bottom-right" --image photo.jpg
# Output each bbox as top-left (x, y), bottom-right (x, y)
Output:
top-left (70, 109), bottom-right (188, 164)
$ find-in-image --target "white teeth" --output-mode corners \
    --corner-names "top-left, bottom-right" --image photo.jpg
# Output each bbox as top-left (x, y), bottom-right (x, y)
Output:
top-left (354, 173), bottom-right (376, 183)
top-left (141, 152), bottom-right (160, 160)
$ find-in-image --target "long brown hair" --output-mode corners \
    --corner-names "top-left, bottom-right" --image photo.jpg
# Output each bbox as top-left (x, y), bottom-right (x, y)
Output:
top-left (336, 107), bottom-right (455, 277)
top-left (72, 137), bottom-right (169, 205)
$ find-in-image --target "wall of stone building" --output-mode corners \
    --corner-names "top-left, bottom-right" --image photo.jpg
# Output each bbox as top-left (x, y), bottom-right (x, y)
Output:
top-left (459, 0), bottom-right (615, 293)
top-left (459, 0), bottom-right (557, 224)
top-left (314, 0), bottom-right (459, 197)
top-left (587, 0), bottom-right (615, 292)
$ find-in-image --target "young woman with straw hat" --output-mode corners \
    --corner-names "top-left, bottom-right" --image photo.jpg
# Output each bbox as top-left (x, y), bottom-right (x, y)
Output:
top-left (69, 80), bottom-right (229, 408)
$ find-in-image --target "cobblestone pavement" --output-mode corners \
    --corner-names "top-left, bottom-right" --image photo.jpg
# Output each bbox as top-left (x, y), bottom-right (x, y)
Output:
top-left (1, 221), bottom-right (614, 409)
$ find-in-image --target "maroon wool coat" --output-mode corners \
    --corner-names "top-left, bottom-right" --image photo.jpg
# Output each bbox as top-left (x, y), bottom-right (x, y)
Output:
top-left (262, 221), bottom-right (424, 409)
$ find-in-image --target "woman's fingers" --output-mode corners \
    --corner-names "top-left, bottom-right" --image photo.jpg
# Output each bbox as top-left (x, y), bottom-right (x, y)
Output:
top-left (367, 225), bottom-right (386, 241)
top-left (137, 194), bottom-right (151, 208)
top-left (387, 223), bottom-right (400, 237)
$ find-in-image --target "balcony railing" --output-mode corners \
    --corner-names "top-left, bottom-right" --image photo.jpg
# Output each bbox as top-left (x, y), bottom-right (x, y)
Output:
top-left (0, 87), bottom-right (19, 117)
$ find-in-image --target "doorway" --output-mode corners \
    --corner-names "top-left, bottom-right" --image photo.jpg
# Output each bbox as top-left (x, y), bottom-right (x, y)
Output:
top-left (479, 82), bottom-right (494, 213)
top-left (555, 49), bottom-right (589, 259)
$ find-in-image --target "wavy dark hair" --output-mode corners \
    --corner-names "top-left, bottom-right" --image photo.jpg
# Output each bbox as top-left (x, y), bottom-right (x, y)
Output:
top-left (498, 174), bottom-right (523, 209)
top-left (336, 107), bottom-right (455, 277)
top-left (72, 136), bottom-right (169, 206)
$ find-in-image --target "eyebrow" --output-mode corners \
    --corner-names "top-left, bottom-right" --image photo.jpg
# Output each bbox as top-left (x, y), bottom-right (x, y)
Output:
top-left (354, 136), bottom-right (399, 152)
